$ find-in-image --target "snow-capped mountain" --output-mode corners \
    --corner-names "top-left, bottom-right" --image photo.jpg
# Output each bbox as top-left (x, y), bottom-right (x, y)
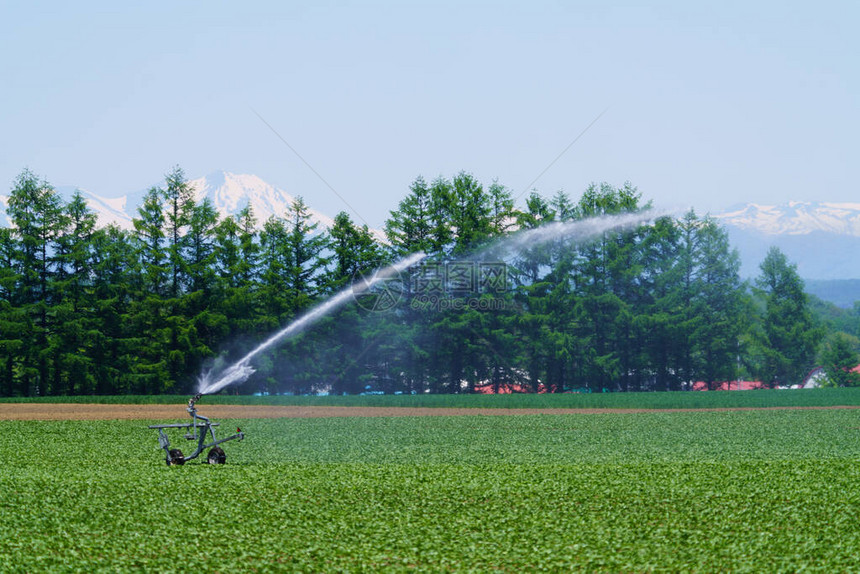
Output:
top-left (187, 172), bottom-right (335, 230)
top-left (713, 201), bottom-right (860, 281)
top-left (2, 171), bottom-right (339, 233)
top-left (52, 185), bottom-right (147, 231)
top-left (714, 201), bottom-right (860, 236)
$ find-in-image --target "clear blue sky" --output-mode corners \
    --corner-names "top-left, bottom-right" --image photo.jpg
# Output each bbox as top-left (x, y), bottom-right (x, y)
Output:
top-left (1, 0), bottom-right (857, 227)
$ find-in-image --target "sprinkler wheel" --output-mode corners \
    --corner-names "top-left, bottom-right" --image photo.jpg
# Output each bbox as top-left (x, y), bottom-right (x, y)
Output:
top-left (168, 449), bottom-right (185, 466)
top-left (207, 446), bottom-right (226, 464)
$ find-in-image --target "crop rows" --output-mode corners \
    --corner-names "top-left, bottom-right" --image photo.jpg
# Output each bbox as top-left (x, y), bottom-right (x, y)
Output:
top-left (1, 410), bottom-right (860, 571)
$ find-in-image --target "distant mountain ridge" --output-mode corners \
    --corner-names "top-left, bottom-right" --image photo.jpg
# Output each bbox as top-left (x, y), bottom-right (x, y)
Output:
top-left (805, 279), bottom-right (860, 309)
top-left (714, 201), bottom-right (860, 236)
top-left (713, 201), bottom-right (860, 281)
top-left (3, 178), bottom-right (859, 280)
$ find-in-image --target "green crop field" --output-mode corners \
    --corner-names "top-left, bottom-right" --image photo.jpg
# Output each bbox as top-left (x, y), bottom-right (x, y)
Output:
top-left (2, 409), bottom-right (860, 571)
top-left (3, 386), bottom-right (860, 409)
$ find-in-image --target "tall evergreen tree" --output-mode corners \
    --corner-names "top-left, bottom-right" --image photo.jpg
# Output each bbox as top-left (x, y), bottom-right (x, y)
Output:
top-left (133, 187), bottom-right (167, 297)
top-left (0, 228), bottom-right (23, 395)
top-left (186, 197), bottom-right (219, 296)
top-left (214, 213), bottom-right (242, 289)
top-left (637, 215), bottom-right (686, 391)
top-left (51, 191), bottom-right (98, 394)
top-left (550, 190), bottom-right (575, 222)
top-left (162, 166), bottom-right (195, 297)
top-left (487, 180), bottom-right (517, 236)
top-left (385, 176), bottom-right (435, 256)
top-left (570, 182), bottom-right (643, 391)
top-left (0, 228), bottom-right (18, 304)
top-left (129, 187), bottom-right (171, 394)
top-left (755, 247), bottom-right (820, 387)
top-left (90, 225), bottom-right (138, 394)
top-left (284, 197), bottom-right (329, 311)
top-left (450, 171), bottom-right (491, 255)
top-left (428, 177), bottom-right (455, 255)
top-left (236, 204), bottom-right (260, 288)
top-left (214, 205), bottom-right (259, 335)
top-left (327, 211), bottom-right (385, 289)
top-left (690, 217), bottom-right (745, 388)
top-left (183, 198), bottom-right (226, 370)
top-left (6, 169), bottom-right (64, 395)
top-left (259, 216), bottom-right (291, 325)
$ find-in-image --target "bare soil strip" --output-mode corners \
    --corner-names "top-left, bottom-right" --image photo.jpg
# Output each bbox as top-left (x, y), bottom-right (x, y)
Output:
top-left (2, 403), bottom-right (860, 421)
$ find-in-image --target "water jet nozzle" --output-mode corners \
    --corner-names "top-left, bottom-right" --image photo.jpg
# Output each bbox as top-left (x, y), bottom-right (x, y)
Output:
top-left (188, 393), bottom-right (203, 410)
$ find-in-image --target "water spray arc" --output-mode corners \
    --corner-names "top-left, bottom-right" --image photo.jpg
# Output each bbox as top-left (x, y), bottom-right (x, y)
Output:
top-left (196, 251), bottom-right (429, 396)
top-left (194, 209), bottom-right (663, 398)
top-left (473, 210), bottom-right (668, 261)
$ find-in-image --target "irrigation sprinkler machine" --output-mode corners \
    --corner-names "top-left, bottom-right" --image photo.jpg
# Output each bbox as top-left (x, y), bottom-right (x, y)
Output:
top-left (148, 393), bottom-right (245, 465)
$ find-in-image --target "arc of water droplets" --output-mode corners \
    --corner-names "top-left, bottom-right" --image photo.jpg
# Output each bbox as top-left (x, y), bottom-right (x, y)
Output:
top-left (197, 209), bottom-right (663, 395)
top-left (197, 251), bottom-right (427, 395)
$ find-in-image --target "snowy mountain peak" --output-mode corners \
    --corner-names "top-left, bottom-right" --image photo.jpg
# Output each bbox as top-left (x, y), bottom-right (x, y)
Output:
top-left (714, 201), bottom-right (860, 236)
top-left (53, 185), bottom-right (141, 230)
top-left (187, 171), bottom-right (335, 230)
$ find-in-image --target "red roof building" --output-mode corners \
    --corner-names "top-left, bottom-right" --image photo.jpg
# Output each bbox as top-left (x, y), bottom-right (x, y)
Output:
top-left (473, 382), bottom-right (555, 394)
top-left (691, 380), bottom-right (768, 391)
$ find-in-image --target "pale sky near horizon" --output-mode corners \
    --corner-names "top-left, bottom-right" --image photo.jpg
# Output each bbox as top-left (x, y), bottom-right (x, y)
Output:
top-left (1, 1), bottom-right (857, 227)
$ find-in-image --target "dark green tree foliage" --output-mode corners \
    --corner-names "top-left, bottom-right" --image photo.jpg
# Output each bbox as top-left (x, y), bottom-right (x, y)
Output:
top-left (51, 191), bottom-right (98, 394)
top-left (518, 192), bottom-right (553, 230)
top-left (385, 176), bottom-right (435, 256)
top-left (133, 187), bottom-right (167, 297)
top-left (449, 171), bottom-right (492, 255)
top-left (0, 227), bottom-right (24, 395)
top-left (186, 198), bottom-right (219, 296)
top-left (90, 225), bottom-right (138, 394)
top-left (488, 180), bottom-right (517, 236)
top-left (183, 198), bottom-right (228, 377)
top-left (0, 167), bottom-right (832, 396)
top-left (637, 216), bottom-right (683, 391)
top-left (819, 333), bottom-right (860, 387)
top-left (692, 219), bottom-right (745, 387)
top-left (754, 247), bottom-right (820, 387)
top-left (259, 216), bottom-right (291, 325)
top-left (163, 165), bottom-right (195, 298)
top-left (5, 170), bottom-right (64, 395)
top-left (284, 197), bottom-right (329, 310)
top-left (214, 205), bottom-right (260, 335)
top-left (328, 211), bottom-right (385, 289)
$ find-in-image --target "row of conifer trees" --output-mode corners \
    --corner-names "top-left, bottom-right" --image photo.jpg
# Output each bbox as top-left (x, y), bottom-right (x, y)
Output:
top-left (0, 167), bottom-right (831, 396)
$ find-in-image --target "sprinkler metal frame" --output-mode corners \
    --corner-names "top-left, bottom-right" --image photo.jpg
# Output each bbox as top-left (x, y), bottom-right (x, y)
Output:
top-left (148, 393), bottom-right (245, 465)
